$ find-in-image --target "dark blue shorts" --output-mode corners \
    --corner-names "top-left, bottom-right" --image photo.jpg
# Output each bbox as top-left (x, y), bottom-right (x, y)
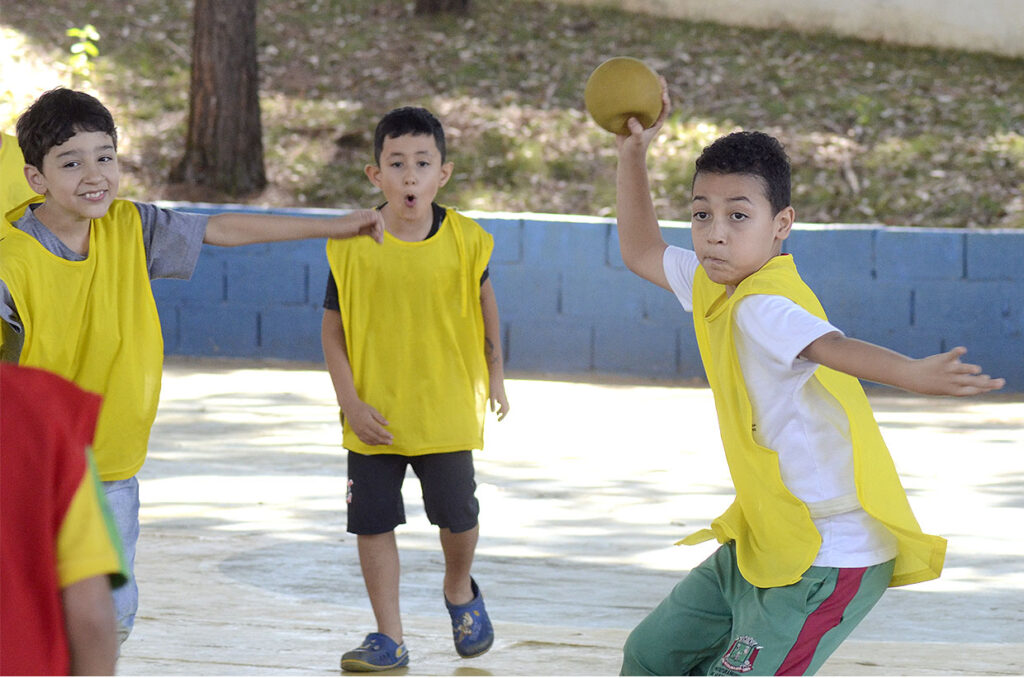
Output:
top-left (345, 450), bottom-right (479, 535)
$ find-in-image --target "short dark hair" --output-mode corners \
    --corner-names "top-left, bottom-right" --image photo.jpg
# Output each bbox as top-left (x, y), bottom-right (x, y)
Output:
top-left (693, 131), bottom-right (790, 215)
top-left (16, 88), bottom-right (118, 169)
top-left (373, 106), bottom-right (446, 165)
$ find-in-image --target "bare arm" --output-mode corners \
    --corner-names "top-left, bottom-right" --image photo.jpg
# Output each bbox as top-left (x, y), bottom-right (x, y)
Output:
top-left (62, 575), bottom-right (117, 675)
top-left (801, 332), bottom-right (1005, 396)
top-left (615, 82), bottom-right (672, 291)
top-left (480, 278), bottom-right (509, 420)
top-left (320, 309), bottom-right (393, 445)
top-left (204, 209), bottom-right (384, 247)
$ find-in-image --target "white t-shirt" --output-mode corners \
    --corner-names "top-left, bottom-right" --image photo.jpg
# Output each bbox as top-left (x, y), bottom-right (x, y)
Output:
top-left (664, 246), bottom-right (898, 567)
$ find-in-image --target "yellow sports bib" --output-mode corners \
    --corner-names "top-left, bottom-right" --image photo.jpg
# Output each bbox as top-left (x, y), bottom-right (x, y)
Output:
top-left (1, 132), bottom-right (41, 217)
top-left (326, 208), bottom-right (492, 455)
top-left (683, 255), bottom-right (945, 588)
top-left (1, 200), bottom-right (164, 480)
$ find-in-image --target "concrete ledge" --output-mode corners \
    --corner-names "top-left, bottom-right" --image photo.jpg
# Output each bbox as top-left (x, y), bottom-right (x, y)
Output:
top-left (552, 0), bottom-right (1024, 59)
top-left (154, 203), bottom-right (1024, 390)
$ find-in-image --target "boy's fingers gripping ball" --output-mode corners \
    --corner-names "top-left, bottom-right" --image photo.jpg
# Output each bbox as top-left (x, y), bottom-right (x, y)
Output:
top-left (584, 57), bottom-right (662, 134)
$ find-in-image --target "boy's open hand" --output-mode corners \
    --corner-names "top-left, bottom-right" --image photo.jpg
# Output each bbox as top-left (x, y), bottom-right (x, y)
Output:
top-left (489, 379), bottom-right (510, 422)
top-left (912, 346), bottom-right (1005, 396)
top-left (344, 399), bottom-right (393, 446)
top-left (616, 77), bottom-right (671, 154)
top-left (331, 209), bottom-right (385, 244)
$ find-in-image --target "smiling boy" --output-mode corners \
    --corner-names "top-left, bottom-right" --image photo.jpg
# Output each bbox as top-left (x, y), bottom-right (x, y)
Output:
top-left (322, 106), bottom-right (508, 672)
top-left (613, 85), bottom-right (1004, 675)
top-left (1, 87), bottom-right (384, 645)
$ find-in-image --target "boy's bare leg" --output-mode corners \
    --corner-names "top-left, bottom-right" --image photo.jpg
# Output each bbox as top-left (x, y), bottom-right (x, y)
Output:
top-left (440, 524), bottom-right (478, 605)
top-left (357, 532), bottom-right (403, 642)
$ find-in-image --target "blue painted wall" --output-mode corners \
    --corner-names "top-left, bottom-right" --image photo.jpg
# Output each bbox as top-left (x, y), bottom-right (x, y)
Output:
top-left (152, 204), bottom-right (1024, 390)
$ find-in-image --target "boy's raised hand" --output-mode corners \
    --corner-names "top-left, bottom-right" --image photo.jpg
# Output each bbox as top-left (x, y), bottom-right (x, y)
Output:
top-left (344, 399), bottom-right (394, 446)
top-left (616, 77), bottom-right (671, 153)
top-left (910, 346), bottom-right (1005, 396)
top-left (330, 209), bottom-right (385, 244)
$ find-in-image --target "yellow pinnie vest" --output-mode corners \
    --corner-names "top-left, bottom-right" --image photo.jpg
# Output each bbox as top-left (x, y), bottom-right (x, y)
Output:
top-left (1, 132), bottom-right (41, 217)
top-left (682, 254), bottom-right (946, 588)
top-left (326, 208), bottom-right (493, 455)
top-left (1, 200), bottom-right (164, 480)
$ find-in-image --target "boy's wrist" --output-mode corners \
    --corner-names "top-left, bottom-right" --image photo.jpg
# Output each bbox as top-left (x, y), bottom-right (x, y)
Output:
top-left (337, 392), bottom-right (361, 413)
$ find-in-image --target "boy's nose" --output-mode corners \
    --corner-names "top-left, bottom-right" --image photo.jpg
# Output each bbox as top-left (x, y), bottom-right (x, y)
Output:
top-left (82, 161), bottom-right (104, 182)
top-left (706, 219), bottom-right (726, 242)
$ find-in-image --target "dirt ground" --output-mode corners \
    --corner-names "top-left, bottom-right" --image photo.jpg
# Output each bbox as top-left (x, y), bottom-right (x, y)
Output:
top-left (116, 358), bottom-right (1024, 676)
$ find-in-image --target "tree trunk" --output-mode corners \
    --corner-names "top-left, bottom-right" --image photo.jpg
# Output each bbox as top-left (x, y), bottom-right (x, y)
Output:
top-left (415, 0), bottom-right (470, 15)
top-left (171, 0), bottom-right (266, 195)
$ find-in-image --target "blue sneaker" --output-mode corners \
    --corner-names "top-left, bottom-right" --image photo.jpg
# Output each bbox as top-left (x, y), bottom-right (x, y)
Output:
top-left (340, 633), bottom-right (409, 672)
top-left (445, 577), bottom-right (494, 658)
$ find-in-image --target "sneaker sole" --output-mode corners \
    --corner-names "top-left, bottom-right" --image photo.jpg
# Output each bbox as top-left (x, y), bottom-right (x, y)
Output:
top-left (457, 636), bottom-right (494, 659)
top-left (340, 657), bottom-right (410, 672)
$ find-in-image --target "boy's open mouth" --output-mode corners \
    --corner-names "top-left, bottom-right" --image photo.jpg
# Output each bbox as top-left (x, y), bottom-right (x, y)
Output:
top-left (404, 194), bottom-right (417, 207)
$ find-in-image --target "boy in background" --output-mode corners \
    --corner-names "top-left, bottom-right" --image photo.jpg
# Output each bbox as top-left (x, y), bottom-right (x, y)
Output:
top-left (322, 106), bottom-right (509, 672)
top-left (1, 363), bottom-right (127, 675)
top-left (613, 85), bottom-right (1003, 675)
top-left (0, 87), bottom-right (384, 644)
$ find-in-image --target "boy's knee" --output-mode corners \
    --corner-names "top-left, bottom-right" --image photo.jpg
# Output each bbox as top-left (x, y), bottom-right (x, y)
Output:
top-left (620, 627), bottom-right (656, 676)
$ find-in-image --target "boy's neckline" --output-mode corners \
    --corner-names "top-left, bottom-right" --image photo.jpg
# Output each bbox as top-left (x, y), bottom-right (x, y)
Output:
top-left (28, 202), bottom-right (92, 258)
top-left (380, 202), bottom-right (444, 242)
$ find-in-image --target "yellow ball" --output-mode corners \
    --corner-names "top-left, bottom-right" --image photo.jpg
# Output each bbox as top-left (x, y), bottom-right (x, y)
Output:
top-left (584, 57), bottom-right (662, 135)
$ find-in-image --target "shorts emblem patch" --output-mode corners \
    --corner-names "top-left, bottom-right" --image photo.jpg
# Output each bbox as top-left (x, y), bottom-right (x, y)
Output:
top-left (720, 635), bottom-right (762, 673)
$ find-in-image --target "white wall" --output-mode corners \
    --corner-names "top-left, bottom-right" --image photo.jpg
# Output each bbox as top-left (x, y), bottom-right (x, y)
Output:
top-left (558, 0), bottom-right (1024, 58)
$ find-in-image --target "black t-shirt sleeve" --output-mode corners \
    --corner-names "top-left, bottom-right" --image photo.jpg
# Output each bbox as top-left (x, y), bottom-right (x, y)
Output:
top-left (323, 273), bottom-right (340, 311)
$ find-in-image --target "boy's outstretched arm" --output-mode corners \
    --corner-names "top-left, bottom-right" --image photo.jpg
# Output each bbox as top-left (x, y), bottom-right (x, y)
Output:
top-left (801, 332), bottom-right (1005, 396)
top-left (204, 209), bottom-right (384, 247)
top-left (321, 309), bottom-right (393, 446)
top-left (615, 81), bottom-right (672, 291)
top-left (480, 278), bottom-right (509, 421)
top-left (62, 575), bottom-right (117, 675)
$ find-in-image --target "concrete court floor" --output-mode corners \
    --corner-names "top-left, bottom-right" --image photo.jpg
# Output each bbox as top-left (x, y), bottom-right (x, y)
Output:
top-left (117, 357), bottom-right (1024, 676)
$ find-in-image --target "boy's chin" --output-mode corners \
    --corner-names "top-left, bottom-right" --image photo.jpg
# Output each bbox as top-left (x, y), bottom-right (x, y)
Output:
top-left (391, 198), bottom-right (430, 214)
top-left (80, 201), bottom-right (115, 219)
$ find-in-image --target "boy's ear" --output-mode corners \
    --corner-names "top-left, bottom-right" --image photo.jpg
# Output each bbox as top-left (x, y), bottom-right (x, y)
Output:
top-left (438, 161), bottom-right (454, 188)
top-left (365, 163), bottom-right (382, 188)
top-left (774, 205), bottom-right (795, 240)
top-left (23, 164), bottom-right (47, 195)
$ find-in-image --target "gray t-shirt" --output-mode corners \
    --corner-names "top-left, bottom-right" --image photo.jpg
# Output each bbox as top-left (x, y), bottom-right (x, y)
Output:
top-left (0, 201), bottom-right (208, 360)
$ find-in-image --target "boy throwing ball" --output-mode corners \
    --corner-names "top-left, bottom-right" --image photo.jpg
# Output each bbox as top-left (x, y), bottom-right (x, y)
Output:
top-left (613, 83), bottom-right (1003, 675)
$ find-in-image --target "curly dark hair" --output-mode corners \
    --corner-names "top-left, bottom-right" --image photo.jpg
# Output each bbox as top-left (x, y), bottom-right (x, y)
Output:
top-left (693, 131), bottom-right (790, 215)
top-left (373, 106), bottom-right (446, 165)
top-left (16, 88), bottom-right (118, 170)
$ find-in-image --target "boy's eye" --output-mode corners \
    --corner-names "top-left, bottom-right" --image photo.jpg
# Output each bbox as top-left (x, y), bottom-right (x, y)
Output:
top-left (417, 160), bottom-right (430, 168)
top-left (99, 155), bottom-right (115, 163)
top-left (692, 211), bottom-right (709, 221)
top-left (730, 212), bottom-right (748, 221)
top-left (62, 161), bottom-right (80, 169)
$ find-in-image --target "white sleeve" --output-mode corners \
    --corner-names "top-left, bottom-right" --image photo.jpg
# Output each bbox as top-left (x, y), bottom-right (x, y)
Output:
top-left (734, 295), bottom-right (842, 369)
top-left (663, 246), bottom-right (699, 312)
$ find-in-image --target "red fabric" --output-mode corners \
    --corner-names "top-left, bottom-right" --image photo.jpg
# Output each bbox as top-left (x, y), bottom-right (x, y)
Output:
top-left (776, 567), bottom-right (867, 675)
top-left (1, 363), bottom-right (101, 676)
